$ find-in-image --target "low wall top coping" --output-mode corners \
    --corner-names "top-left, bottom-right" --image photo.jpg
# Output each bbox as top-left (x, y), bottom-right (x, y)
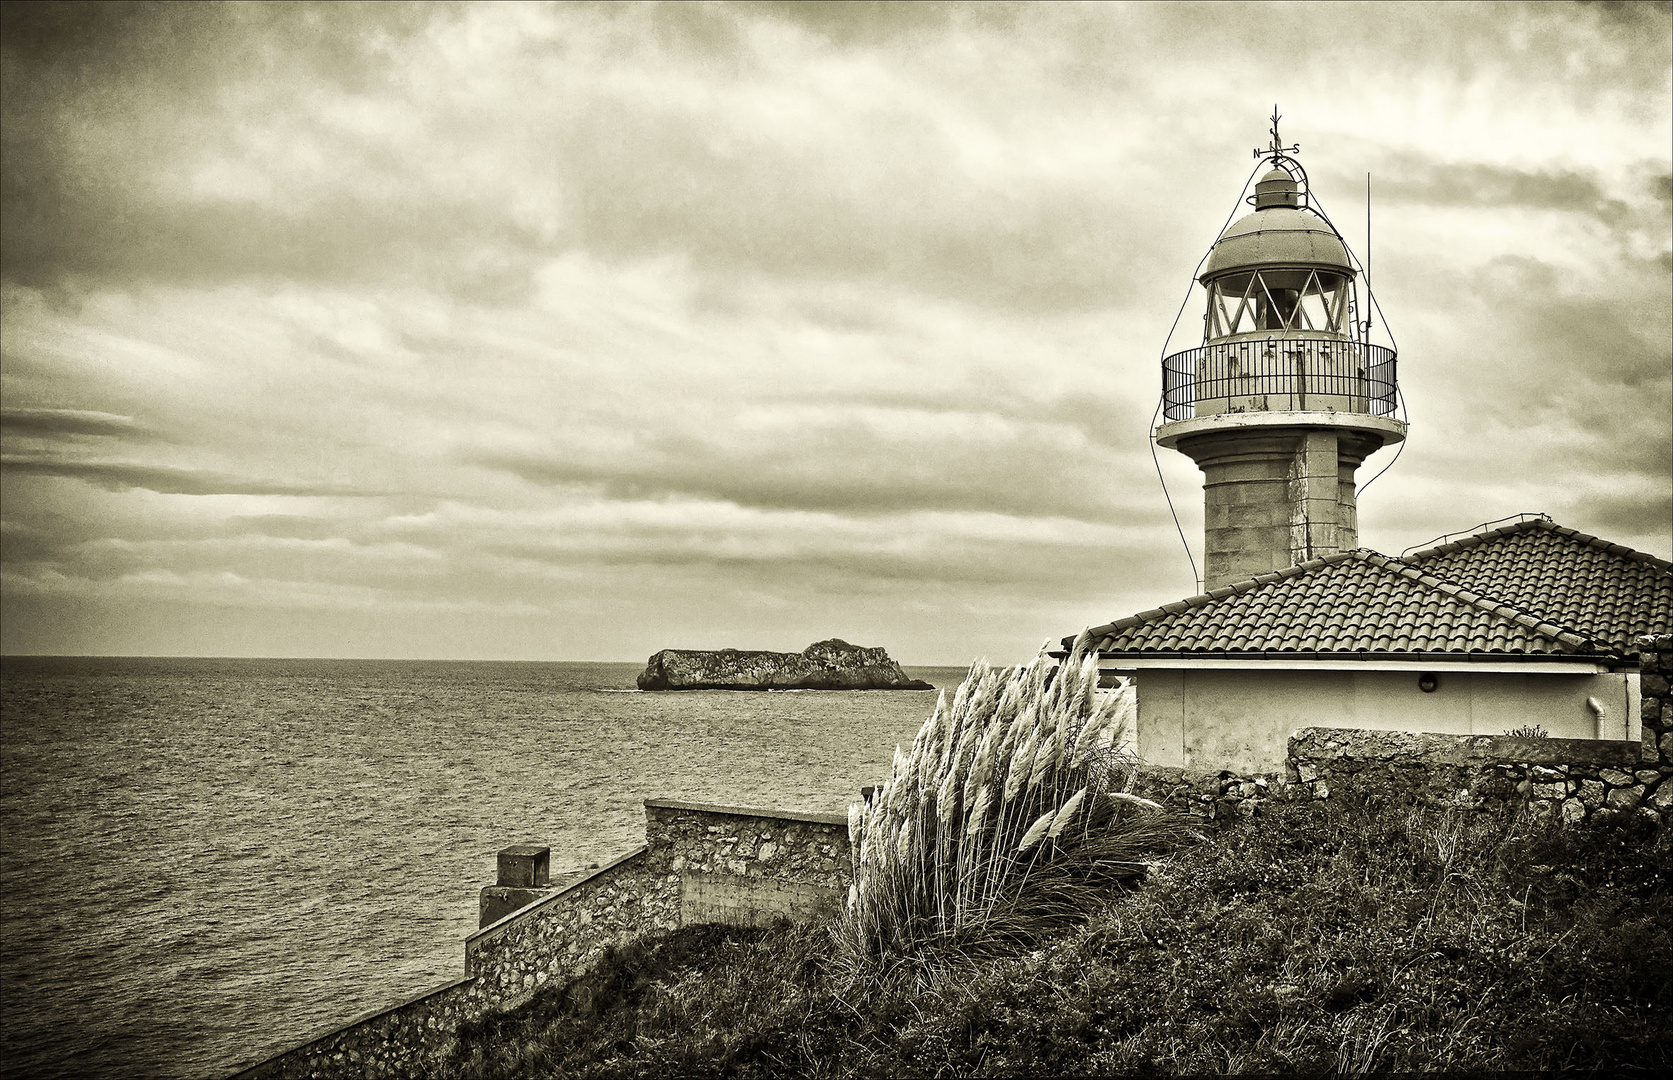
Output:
top-left (644, 797), bottom-right (849, 826)
top-left (1289, 727), bottom-right (1641, 767)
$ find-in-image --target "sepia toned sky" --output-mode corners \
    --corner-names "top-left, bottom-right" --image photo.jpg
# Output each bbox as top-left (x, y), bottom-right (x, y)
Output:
top-left (2, 1), bottom-right (1669, 664)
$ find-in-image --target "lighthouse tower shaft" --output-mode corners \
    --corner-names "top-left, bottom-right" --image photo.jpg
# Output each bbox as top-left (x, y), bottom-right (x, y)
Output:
top-left (1156, 147), bottom-right (1403, 592)
top-left (1172, 425), bottom-right (1385, 590)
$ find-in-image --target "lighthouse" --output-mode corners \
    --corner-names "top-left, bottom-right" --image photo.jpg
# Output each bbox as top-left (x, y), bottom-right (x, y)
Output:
top-left (1156, 115), bottom-right (1405, 591)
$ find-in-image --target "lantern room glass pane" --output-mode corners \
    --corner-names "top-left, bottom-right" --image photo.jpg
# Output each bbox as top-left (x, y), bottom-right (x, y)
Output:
top-left (1206, 269), bottom-right (1352, 339)
top-left (1296, 272), bottom-right (1348, 333)
top-left (1207, 274), bottom-right (1256, 338)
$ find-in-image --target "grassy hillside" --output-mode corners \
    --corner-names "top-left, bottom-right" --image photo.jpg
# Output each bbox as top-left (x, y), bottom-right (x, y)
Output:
top-left (435, 794), bottom-right (1670, 1077)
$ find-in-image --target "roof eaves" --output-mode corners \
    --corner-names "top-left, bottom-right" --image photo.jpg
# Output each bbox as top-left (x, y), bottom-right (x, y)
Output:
top-left (1089, 648), bottom-right (1619, 664)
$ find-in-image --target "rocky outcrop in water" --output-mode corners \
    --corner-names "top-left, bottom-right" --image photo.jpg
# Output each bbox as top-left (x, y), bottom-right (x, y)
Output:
top-left (636, 639), bottom-right (933, 691)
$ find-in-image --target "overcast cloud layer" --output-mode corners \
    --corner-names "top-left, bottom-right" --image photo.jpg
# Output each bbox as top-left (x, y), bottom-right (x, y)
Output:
top-left (2, 1), bottom-right (1669, 663)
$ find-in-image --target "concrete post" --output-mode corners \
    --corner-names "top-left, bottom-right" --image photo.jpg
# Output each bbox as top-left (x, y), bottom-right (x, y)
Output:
top-left (480, 845), bottom-right (556, 928)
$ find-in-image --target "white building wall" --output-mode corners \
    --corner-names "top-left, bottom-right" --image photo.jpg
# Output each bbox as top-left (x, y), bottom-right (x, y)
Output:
top-left (1132, 667), bottom-right (1631, 774)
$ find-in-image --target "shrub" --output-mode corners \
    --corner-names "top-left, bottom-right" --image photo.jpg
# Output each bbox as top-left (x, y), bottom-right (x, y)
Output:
top-left (839, 633), bottom-right (1194, 961)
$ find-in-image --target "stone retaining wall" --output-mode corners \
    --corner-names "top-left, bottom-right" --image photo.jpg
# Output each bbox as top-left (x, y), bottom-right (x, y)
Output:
top-left (233, 843), bottom-right (671, 1080)
top-left (463, 845), bottom-right (673, 1001)
top-left (231, 977), bottom-right (483, 1079)
top-left (645, 798), bottom-right (850, 924)
top-left (232, 801), bottom-right (853, 1079)
top-left (460, 801), bottom-right (853, 997)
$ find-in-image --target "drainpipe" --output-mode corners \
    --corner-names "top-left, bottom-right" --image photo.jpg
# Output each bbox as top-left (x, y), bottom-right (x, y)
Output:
top-left (1587, 695), bottom-right (1626, 742)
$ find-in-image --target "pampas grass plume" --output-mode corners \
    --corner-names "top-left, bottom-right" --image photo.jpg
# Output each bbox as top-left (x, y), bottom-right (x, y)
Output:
top-left (840, 635), bottom-right (1181, 961)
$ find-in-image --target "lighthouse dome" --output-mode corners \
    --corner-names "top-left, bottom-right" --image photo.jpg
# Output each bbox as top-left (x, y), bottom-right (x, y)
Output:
top-left (1199, 206), bottom-right (1353, 283)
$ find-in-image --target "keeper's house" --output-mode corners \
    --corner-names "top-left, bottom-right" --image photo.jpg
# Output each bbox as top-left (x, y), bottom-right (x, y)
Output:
top-left (1068, 518), bottom-right (1671, 774)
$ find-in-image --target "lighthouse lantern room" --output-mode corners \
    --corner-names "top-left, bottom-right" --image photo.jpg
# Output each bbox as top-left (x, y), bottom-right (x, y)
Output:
top-left (1156, 113), bottom-right (1405, 591)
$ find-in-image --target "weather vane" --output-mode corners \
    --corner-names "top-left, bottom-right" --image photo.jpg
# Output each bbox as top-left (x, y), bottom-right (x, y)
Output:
top-left (1254, 105), bottom-right (1301, 163)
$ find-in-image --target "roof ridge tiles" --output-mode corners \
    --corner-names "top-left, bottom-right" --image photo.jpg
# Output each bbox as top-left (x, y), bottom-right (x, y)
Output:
top-left (1377, 548), bottom-right (1625, 657)
top-left (1401, 518), bottom-right (1549, 561)
top-left (1404, 517), bottom-right (1673, 574)
top-left (1553, 628), bottom-right (1598, 652)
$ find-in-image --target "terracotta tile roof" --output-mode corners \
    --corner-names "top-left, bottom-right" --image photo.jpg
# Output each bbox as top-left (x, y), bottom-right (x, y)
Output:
top-left (1399, 518), bottom-right (1673, 653)
top-left (1071, 549), bottom-right (1616, 660)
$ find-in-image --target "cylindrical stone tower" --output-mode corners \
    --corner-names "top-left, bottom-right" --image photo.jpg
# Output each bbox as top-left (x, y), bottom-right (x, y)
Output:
top-left (1156, 127), bottom-right (1404, 591)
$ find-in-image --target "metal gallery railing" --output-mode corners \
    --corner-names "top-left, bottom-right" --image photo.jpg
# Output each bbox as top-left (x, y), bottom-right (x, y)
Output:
top-left (1161, 338), bottom-right (1397, 422)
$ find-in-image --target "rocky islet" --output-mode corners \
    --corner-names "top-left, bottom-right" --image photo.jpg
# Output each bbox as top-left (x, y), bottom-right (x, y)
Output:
top-left (636, 638), bottom-right (933, 691)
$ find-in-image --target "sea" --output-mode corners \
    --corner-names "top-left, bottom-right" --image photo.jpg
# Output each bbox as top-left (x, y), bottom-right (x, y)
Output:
top-left (0, 656), bottom-right (972, 1080)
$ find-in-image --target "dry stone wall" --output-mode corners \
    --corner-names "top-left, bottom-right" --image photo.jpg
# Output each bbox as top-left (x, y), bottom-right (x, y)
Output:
top-left (1640, 634), bottom-right (1672, 770)
top-left (233, 842), bottom-right (672, 1080)
top-left (1138, 722), bottom-right (1671, 828)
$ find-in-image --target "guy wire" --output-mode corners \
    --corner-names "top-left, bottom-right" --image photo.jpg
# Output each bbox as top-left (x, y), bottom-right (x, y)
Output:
top-left (1151, 160), bottom-right (1265, 593)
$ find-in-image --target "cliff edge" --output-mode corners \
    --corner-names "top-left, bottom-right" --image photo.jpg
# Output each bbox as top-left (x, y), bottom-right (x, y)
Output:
top-left (636, 639), bottom-right (933, 691)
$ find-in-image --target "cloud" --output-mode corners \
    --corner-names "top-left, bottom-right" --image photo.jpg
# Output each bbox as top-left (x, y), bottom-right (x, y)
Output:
top-left (0, 1), bottom-right (1666, 661)
top-left (1377, 159), bottom-right (1626, 215)
top-left (9, 2), bottom-right (1660, 319)
top-left (463, 399), bottom-right (1157, 522)
top-left (0, 456), bottom-right (372, 497)
top-left (0, 2), bottom-right (532, 296)
top-left (0, 3), bottom-right (1195, 313)
top-left (1, 408), bottom-right (154, 439)
top-left (743, 1), bottom-right (977, 46)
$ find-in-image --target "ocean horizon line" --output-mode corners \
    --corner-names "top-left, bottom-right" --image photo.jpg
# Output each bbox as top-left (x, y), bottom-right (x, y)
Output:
top-left (0, 652), bottom-right (976, 669)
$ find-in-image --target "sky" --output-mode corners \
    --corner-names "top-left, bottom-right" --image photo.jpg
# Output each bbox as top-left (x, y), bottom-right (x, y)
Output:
top-left (1, 1), bottom-right (1669, 665)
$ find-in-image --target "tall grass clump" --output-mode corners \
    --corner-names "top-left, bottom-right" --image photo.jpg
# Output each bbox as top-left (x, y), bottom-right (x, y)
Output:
top-left (841, 631), bottom-right (1192, 960)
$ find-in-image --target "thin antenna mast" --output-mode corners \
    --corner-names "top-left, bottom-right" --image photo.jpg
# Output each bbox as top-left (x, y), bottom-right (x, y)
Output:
top-left (1364, 172), bottom-right (1372, 341)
